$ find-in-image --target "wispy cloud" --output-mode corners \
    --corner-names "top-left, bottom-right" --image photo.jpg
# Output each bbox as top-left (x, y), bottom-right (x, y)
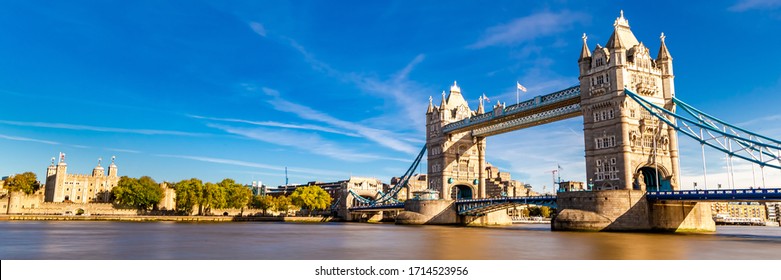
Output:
top-left (470, 11), bottom-right (588, 49)
top-left (104, 148), bottom-right (141, 154)
top-left (208, 123), bottom-right (410, 162)
top-left (729, 0), bottom-right (781, 11)
top-left (188, 114), bottom-right (360, 137)
top-left (0, 134), bottom-right (60, 145)
top-left (249, 22), bottom-right (267, 36)
top-left (736, 114), bottom-right (781, 127)
top-left (283, 38), bottom-right (431, 134)
top-left (0, 120), bottom-right (208, 137)
top-left (156, 153), bottom-right (342, 177)
top-left (261, 87), bottom-right (419, 154)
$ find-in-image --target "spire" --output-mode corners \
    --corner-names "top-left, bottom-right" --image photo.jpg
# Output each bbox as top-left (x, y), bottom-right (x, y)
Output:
top-left (97, 157), bottom-right (102, 167)
top-left (439, 90), bottom-right (447, 108)
top-left (606, 25), bottom-right (625, 50)
top-left (579, 33), bottom-right (591, 62)
top-left (450, 81), bottom-right (461, 94)
top-left (606, 10), bottom-right (639, 50)
top-left (477, 96), bottom-right (485, 114)
top-left (657, 32), bottom-right (672, 60)
top-left (427, 96), bottom-right (434, 113)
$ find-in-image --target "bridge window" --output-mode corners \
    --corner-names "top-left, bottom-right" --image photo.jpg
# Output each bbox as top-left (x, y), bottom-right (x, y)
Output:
top-left (596, 58), bottom-right (604, 67)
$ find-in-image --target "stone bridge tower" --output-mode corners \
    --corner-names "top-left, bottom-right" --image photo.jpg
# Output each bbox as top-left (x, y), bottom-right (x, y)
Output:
top-left (578, 11), bottom-right (680, 191)
top-left (426, 82), bottom-right (487, 200)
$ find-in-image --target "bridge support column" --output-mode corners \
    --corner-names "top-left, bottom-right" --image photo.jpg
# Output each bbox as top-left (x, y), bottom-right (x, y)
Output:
top-left (477, 137), bottom-right (486, 198)
top-left (552, 190), bottom-right (714, 232)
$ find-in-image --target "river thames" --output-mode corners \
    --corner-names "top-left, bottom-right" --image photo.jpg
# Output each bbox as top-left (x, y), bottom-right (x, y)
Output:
top-left (1, 221), bottom-right (780, 259)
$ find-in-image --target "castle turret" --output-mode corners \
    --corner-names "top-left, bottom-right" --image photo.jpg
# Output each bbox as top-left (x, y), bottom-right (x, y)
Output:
top-left (92, 158), bottom-right (105, 177)
top-left (578, 33), bottom-right (592, 75)
top-left (108, 156), bottom-right (118, 177)
top-left (46, 157), bottom-right (56, 177)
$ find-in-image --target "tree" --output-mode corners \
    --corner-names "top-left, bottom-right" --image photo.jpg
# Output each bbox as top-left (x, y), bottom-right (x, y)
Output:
top-left (290, 185), bottom-right (332, 214)
top-left (112, 176), bottom-right (164, 210)
top-left (252, 195), bottom-right (274, 215)
top-left (173, 178), bottom-right (203, 215)
top-left (4, 172), bottom-right (40, 195)
top-left (274, 196), bottom-right (292, 214)
top-left (219, 178), bottom-right (252, 209)
top-left (200, 182), bottom-right (226, 214)
top-left (528, 206), bottom-right (552, 218)
top-left (4, 172), bottom-right (41, 214)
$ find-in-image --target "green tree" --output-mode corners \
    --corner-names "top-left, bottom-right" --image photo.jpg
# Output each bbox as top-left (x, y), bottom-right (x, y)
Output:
top-left (201, 182), bottom-right (226, 214)
top-left (112, 176), bottom-right (164, 210)
top-left (528, 206), bottom-right (552, 218)
top-left (290, 185), bottom-right (332, 214)
top-left (4, 172), bottom-right (41, 214)
top-left (4, 172), bottom-right (41, 195)
top-left (219, 178), bottom-right (252, 209)
top-left (173, 178), bottom-right (203, 215)
top-left (539, 206), bottom-right (552, 218)
top-left (252, 195), bottom-right (274, 215)
top-left (274, 195), bottom-right (292, 214)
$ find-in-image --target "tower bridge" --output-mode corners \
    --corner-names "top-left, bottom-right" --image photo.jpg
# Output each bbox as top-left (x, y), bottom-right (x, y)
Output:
top-left (345, 11), bottom-right (781, 231)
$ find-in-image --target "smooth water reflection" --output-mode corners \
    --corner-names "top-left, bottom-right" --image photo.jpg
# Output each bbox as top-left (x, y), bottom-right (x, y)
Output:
top-left (1, 221), bottom-right (780, 259)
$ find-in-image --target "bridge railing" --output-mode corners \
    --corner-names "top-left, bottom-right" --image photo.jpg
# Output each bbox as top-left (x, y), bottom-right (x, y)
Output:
top-left (442, 85), bottom-right (580, 133)
top-left (646, 188), bottom-right (781, 201)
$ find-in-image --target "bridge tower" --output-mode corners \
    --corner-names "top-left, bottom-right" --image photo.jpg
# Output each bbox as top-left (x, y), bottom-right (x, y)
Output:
top-left (578, 11), bottom-right (680, 192)
top-left (426, 82), bottom-right (487, 200)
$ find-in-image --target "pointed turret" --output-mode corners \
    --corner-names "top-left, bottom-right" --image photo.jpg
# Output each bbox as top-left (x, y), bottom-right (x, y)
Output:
top-left (579, 33), bottom-right (591, 62)
top-left (605, 10), bottom-right (639, 51)
top-left (657, 32), bottom-right (672, 61)
top-left (427, 96), bottom-right (434, 114)
top-left (579, 33), bottom-right (593, 75)
top-left (477, 96), bottom-right (485, 114)
top-left (439, 90), bottom-right (447, 109)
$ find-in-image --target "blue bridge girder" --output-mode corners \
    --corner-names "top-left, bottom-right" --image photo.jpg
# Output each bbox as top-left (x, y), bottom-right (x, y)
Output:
top-left (348, 202), bottom-right (405, 212)
top-left (442, 86), bottom-right (581, 137)
top-left (455, 195), bottom-right (558, 216)
top-left (646, 188), bottom-right (781, 201)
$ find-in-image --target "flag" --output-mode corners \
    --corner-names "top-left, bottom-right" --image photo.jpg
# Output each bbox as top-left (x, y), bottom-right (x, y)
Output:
top-left (481, 93), bottom-right (490, 102)
top-left (516, 82), bottom-right (527, 92)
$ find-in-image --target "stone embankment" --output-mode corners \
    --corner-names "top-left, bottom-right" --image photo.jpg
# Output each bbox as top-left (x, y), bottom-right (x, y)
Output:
top-left (0, 215), bottom-right (334, 223)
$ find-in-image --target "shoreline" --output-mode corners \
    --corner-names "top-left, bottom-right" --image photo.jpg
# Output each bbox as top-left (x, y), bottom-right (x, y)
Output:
top-left (0, 214), bottom-right (335, 223)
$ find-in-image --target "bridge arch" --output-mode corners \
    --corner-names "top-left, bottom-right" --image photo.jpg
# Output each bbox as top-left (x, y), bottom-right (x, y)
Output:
top-left (453, 184), bottom-right (474, 200)
top-left (634, 166), bottom-right (669, 191)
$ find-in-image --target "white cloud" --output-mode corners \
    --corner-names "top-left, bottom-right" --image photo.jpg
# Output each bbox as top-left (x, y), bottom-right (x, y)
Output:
top-left (189, 114), bottom-right (360, 137)
top-left (208, 123), bottom-right (411, 162)
top-left (284, 38), bottom-right (432, 134)
top-left (0, 134), bottom-right (60, 145)
top-left (261, 88), bottom-right (419, 154)
top-left (249, 22), bottom-right (267, 36)
top-left (0, 120), bottom-right (208, 137)
top-left (155, 154), bottom-right (340, 177)
top-left (470, 11), bottom-right (588, 49)
top-left (729, 0), bottom-right (781, 11)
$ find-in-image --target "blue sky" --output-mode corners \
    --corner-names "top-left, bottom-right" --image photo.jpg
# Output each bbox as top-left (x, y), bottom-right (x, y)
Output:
top-left (1, 0), bottom-right (780, 191)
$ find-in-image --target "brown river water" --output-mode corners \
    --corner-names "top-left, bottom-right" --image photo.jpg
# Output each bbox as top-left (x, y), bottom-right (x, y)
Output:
top-left (1, 221), bottom-right (780, 259)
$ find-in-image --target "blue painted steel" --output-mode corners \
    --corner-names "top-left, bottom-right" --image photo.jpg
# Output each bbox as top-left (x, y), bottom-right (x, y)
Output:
top-left (624, 89), bottom-right (781, 170)
top-left (442, 85), bottom-right (581, 134)
top-left (455, 195), bottom-right (557, 216)
top-left (349, 202), bottom-right (405, 211)
top-left (646, 188), bottom-right (781, 201)
top-left (347, 145), bottom-right (427, 208)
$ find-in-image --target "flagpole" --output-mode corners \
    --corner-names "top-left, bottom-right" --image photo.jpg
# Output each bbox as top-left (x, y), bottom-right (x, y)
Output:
top-left (516, 84), bottom-right (519, 104)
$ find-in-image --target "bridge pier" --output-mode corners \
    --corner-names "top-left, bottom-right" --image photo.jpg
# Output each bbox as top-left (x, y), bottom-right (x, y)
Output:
top-left (552, 190), bottom-right (714, 232)
top-left (395, 199), bottom-right (512, 226)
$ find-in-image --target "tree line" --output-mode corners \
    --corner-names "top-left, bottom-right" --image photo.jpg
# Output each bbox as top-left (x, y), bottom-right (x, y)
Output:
top-left (3, 172), bottom-right (335, 216)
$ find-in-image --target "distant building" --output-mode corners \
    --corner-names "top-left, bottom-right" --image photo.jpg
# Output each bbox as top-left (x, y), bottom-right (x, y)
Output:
top-left (766, 202), bottom-right (780, 223)
top-left (44, 153), bottom-right (119, 203)
top-left (558, 181), bottom-right (586, 192)
top-left (390, 174), bottom-right (428, 200)
top-left (711, 202), bottom-right (767, 223)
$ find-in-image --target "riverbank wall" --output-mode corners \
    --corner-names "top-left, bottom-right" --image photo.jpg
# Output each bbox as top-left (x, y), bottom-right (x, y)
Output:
top-left (0, 215), bottom-right (334, 223)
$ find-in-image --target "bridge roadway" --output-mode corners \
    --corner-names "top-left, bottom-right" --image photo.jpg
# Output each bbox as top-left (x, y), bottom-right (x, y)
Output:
top-left (442, 85), bottom-right (581, 137)
top-left (347, 188), bottom-right (781, 216)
